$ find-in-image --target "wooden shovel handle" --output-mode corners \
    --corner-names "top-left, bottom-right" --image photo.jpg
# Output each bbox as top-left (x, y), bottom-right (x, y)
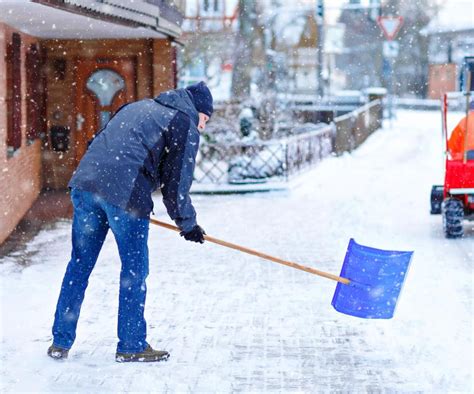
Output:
top-left (150, 218), bottom-right (350, 285)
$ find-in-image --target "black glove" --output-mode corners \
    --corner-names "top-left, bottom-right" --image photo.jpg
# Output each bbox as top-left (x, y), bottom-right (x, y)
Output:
top-left (180, 225), bottom-right (206, 244)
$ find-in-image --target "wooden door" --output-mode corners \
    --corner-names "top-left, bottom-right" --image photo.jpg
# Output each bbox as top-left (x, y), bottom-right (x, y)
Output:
top-left (75, 58), bottom-right (136, 162)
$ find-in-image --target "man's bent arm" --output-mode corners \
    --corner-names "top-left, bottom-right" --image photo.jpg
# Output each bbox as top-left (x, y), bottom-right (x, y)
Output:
top-left (160, 112), bottom-right (199, 232)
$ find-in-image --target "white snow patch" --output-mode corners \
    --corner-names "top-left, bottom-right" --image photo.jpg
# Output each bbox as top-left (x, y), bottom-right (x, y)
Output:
top-left (0, 111), bottom-right (472, 392)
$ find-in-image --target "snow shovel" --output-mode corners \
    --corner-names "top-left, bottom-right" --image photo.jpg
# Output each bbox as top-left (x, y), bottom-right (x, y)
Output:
top-left (150, 219), bottom-right (413, 319)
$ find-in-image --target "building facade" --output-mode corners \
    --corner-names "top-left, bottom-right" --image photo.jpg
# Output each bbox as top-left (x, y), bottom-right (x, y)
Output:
top-left (0, 0), bottom-right (185, 244)
top-left (178, 0), bottom-right (238, 100)
top-left (423, 0), bottom-right (474, 98)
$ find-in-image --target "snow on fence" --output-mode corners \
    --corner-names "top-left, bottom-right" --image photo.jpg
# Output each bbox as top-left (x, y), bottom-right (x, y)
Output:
top-left (193, 99), bottom-right (382, 190)
top-left (194, 124), bottom-right (334, 186)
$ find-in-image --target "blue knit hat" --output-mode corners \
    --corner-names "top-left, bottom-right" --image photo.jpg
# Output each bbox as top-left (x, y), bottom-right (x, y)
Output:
top-left (185, 81), bottom-right (214, 118)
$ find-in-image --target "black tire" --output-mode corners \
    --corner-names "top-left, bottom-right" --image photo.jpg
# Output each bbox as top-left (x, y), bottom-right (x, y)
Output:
top-left (430, 185), bottom-right (443, 215)
top-left (442, 198), bottom-right (464, 238)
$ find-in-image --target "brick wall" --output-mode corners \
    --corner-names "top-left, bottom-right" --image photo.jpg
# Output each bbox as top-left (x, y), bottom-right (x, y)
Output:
top-left (428, 64), bottom-right (457, 99)
top-left (153, 39), bottom-right (176, 96)
top-left (0, 24), bottom-right (42, 245)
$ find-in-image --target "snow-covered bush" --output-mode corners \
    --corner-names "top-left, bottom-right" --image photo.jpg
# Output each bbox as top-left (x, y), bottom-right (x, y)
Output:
top-left (227, 143), bottom-right (285, 184)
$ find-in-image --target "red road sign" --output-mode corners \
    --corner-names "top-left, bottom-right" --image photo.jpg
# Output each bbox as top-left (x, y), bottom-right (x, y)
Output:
top-left (377, 16), bottom-right (404, 41)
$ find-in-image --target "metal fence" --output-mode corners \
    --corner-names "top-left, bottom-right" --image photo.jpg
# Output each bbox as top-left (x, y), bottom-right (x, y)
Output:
top-left (333, 99), bottom-right (382, 155)
top-left (285, 125), bottom-right (334, 177)
top-left (193, 99), bottom-right (382, 186)
top-left (194, 124), bottom-right (334, 185)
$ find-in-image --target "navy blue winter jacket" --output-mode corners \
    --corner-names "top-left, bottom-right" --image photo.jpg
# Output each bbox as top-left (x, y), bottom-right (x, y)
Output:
top-left (69, 89), bottom-right (201, 232)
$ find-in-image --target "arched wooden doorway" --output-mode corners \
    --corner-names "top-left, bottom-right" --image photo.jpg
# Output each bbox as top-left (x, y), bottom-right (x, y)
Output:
top-left (75, 58), bottom-right (136, 162)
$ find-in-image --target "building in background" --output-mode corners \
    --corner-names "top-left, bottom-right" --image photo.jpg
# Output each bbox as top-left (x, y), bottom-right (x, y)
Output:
top-left (422, 0), bottom-right (474, 98)
top-left (181, 1), bottom-right (326, 99)
top-left (184, 0), bottom-right (238, 32)
top-left (336, 0), bottom-right (453, 98)
top-left (272, 9), bottom-right (320, 94)
top-left (0, 0), bottom-right (185, 245)
top-left (336, 2), bottom-right (382, 92)
top-left (179, 0), bottom-right (238, 101)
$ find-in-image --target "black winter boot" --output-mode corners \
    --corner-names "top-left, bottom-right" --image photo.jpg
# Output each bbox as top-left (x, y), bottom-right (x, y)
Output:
top-left (116, 345), bottom-right (170, 363)
top-left (47, 344), bottom-right (69, 360)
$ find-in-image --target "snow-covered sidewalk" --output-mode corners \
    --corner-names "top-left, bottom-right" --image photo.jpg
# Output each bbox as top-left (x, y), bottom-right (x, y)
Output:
top-left (1, 110), bottom-right (472, 392)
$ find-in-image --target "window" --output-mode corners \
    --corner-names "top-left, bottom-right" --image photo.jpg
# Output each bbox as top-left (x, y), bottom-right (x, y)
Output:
top-left (203, 0), bottom-right (219, 14)
top-left (86, 69), bottom-right (125, 129)
top-left (6, 32), bottom-right (22, 155)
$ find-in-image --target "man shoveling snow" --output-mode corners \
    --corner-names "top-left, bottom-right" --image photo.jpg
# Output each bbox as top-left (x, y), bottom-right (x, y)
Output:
top-left (47, 82), bottom-right (213, 362)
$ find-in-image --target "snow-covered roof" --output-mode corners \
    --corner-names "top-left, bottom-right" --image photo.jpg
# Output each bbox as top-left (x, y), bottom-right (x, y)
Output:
top-left (0, 0), bottom-right (182, 39)
top-left (422, 0), bottom-right (474, 35)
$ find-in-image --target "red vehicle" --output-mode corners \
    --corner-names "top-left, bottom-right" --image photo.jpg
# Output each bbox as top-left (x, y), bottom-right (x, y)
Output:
top-left (431, 84), bottom-right (474, 238)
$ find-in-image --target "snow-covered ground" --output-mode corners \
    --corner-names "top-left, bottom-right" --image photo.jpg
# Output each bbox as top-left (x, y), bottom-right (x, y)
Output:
top-left (1, 110), bottom-right (472, 392)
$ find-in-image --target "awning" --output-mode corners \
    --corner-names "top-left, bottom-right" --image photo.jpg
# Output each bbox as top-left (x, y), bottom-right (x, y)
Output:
top-left (0, 0), bottom-right (183, 40)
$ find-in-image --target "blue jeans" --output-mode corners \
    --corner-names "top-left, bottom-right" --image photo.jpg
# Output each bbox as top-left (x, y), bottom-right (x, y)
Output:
top-left (52, 189), bottom-right (150, 353)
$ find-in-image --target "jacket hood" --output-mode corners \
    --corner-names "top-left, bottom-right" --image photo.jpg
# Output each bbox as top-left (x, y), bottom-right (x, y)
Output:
top-left (154, 89), bottom-right (199, 126)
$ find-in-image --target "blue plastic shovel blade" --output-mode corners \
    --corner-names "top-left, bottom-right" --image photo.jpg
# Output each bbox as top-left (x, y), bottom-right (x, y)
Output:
top-left (331, 239), bottom-right (413, 319)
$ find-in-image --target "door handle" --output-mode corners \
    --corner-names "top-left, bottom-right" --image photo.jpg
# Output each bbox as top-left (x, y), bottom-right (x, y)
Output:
top-left (76, 113), bottom-right (85, 131)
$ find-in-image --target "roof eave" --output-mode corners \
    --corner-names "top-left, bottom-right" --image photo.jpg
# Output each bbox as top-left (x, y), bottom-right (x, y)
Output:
top-left (33, 0), bottom-right (183, 38)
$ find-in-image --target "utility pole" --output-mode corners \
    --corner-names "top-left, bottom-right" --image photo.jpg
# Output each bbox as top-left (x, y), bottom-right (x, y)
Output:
top-left (316, 0), bottom-right (324, 98)
top-left (377, 15), bottom-right (403, 120)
